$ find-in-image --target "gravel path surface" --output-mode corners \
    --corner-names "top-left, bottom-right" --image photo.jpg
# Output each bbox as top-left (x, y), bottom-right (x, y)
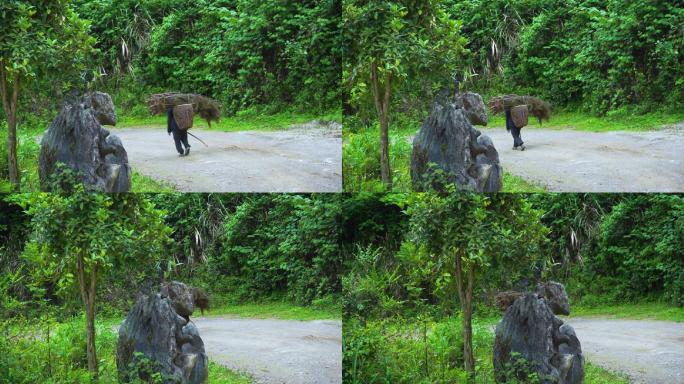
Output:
top-left (479, 125), bottom-right (684, 192)
top-left (565, 317), bottom-right (684, 383)
top-left (113, 122), bottom-right (342, 192)
top-left (194, 317), bottom-right (342, 384)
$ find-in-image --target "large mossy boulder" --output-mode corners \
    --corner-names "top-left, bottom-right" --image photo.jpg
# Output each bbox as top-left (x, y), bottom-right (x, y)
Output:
top-left (411, 92), bottom-right (502, 192)
top-left (493, 282), bottom-right (584, 384)
top-left (39, 91), bottom-right (131, 192)
top-left (117, 281), bottom-right (208, 384)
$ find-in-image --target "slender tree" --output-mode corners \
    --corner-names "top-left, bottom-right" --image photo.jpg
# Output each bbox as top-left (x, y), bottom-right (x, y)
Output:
top-left (0, 0), bottom-right (93, 190)
top-left (15, 190), bottom-right (172, 377)
top-left (344, 0), bottom-right (465, 190)
top-left (409, 193), bottom-right (548, 379)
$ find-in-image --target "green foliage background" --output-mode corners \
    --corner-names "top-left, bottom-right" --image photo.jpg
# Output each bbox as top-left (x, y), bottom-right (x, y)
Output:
top-left (342, 193), bottom-right (683, 383)
top-left (2, 193), bottom-right (683, 382)
top-left (451, 0), bottom-right (684, 114)
top-left (342, 1), bottom-right (684, 192)
top-left (0, 0), bottom-right (341, 191)
top-left (0, 193), bottom-right (346, 321)
top-left (0, 192), bottom-right (346, 383)
top-left (154, 193), bottom-right (345, 306)
top-left (75, 0), bottom-right (342, 114)
top-left (0, 0), bottom-right (340, 127)
top-left (344, 0), bottom-right (684, 121)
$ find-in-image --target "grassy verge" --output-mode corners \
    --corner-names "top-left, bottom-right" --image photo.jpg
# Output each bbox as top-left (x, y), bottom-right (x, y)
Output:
top-left (207, 299), bottom-right (341, 321)
top-left (0, 121), bottom-right (176, 192)
top-left (131, 171), bottom-right (176, 192)
top-left (343, 108), bottom-right (683, 192)
top-left (502, 172), bottom-right (546, 192)
top-left (585, 361), bottom-right (630, 384)
top-left (344, 315), bottom-right (626, 383)
top-left (117, 108), bottom-right (342, 132)
top-left (343, 127), bottom-right (412, 192)
top-left (569, 302), bottom-right (684, 322)
top-left (209, 361), bottom-right (253, 384)
top-left (0, 123), bottom-right (42, 192)
top-left (1, 106), bottom-right (339, 191)
top-left (487, 109), bottom-right (684, 132)
top-left (2, 315), bottom-right (253, 383)
top-left (343, 127), bottom-right (546, 192)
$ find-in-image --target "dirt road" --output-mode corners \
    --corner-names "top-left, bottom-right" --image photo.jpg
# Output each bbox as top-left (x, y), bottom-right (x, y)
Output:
top-left (113, 122), bottom-right (342, 192)
top-left (566, 318), bottom-right (684, 383)
top-left (480, 125), bottom-right (684, 192)
top-left (193, 317), bottom-right (342, 384)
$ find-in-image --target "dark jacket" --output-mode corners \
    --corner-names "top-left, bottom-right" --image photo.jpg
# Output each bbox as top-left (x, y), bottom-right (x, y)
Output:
top-left (505, 109), bottom-right (517, 132)
top-left (167, 108), bottom-right (179, 133)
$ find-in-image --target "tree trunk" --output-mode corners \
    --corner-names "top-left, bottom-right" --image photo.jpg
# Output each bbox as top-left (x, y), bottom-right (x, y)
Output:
top-left (463, 266), bottom-right (476, 379)
top-left (86, 264), bottom-right (98, 377)
top-left (454, 251), bottom-right (476, 380)
top-left (369, 61), bottom-right (393, 190)
top-left (77, 255), bottom-right (99, 377)
top-left (0, 64), bottom-right (20, 190)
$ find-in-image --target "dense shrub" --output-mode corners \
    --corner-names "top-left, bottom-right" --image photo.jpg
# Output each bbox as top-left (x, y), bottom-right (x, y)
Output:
top-left (530, 194), bottom-right (684, 306)
top-left (200, 194), bottom-right (344, 304)
top-left (343, 316), bottom-right (494, 384)
top-left (76, 0), bottom-right (341, 113)
top-left (0, 318), bottom-right (119, 384)
top-left (0, 121), bottom-right (41, 192)
top-left (2, 194), bottom-right (348, 319)
top-left (529, 194), bottom-right (619, 279)
top-left (449, 0), bottom-right (684, 113)
top-left (342, 127), bottom-right (413, 193)
top-left (590, 195), bottom-right (684, 305)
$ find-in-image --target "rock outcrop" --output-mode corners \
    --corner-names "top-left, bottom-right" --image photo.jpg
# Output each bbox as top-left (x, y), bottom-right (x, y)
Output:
top-left (411, 92), bottom-right (503, 192)
top-left (39, 91), bottom-right (131, 192)
top-left (493, 282), bottom-right (584, 384)
top-left (117, 281), bottom-right (208, 384)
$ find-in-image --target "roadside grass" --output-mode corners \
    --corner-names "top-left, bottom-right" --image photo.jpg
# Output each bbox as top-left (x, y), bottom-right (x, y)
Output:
top-left (117, 108), bottom-right (342, 132)
top-left (116, 114), bottom-right (166, 128)
top-left (502, 172), bottom-right (546, 192)
top-left (0, 107), bottom-right (340, 190)
top-left (131, 171), bottom-right (176, 192)
top-left (343, 107), bottom-right (683, 192)
top-left (344, 315), bottom-right (625, 383)
top-left (0, 179), bottom-right (13, 192)
top-left (0, 119), bottom-right (175, 192)
top-left (487, 109), bottom-right (684, 132)
top-left (342, 127), bottom-right (412, 192)
top-left (205, 299), bottom-right (341, 321)
top-left (343, 127), bottom-right (546, 192)
top-left (569, 302), bottom-right (684, 322)
top-left (2, 315), bottom-right (253, 383)
top-left (585, 361), bottom-right (630, 384)
top-left (209, 361), bottom-right (253, 384)
top-left (0, 123), bottom-right (42, 192)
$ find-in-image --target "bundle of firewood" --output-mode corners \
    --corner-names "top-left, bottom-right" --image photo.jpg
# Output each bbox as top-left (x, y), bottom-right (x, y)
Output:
top-left (147, 92), bottom-right (220, 127)
top-left (173, 104), bottom-right (194, 130)
top-left (488, 94), bottom-right (551, 124)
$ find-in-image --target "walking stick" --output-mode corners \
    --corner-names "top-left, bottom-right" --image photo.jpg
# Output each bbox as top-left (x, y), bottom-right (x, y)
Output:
top-left (187, 131), bottom-right (208, 147)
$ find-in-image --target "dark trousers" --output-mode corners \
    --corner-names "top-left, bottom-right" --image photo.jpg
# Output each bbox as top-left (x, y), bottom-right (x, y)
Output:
top-left (505, 110), bottom-right (524, 147)
top-left (172, 129), bottom-right (190, 154)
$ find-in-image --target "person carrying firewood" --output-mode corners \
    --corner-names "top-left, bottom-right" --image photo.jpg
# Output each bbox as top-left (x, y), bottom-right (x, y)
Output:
top-left (489, 95), bottom-right (551, 151)
top-left (167, 106), bottom-right (191, 156)
top-left (505, 108), bottom-right (525, 151)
